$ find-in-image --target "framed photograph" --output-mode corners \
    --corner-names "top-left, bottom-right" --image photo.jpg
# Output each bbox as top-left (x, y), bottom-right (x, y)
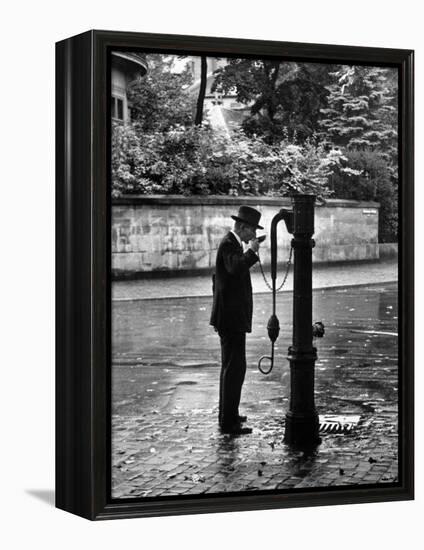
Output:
top-left (56, 30), bottom-right (414, 520)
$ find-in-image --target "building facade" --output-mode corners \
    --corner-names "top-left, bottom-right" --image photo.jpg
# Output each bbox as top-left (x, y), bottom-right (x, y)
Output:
top-left (111, 52), bottom-right (148, 123)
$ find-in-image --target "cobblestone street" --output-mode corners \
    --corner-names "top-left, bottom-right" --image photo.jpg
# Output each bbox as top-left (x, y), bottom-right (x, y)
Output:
top-left (112, 410), bottom-right (398, 498)
top-left (111, 271), bottom-right (399, 499)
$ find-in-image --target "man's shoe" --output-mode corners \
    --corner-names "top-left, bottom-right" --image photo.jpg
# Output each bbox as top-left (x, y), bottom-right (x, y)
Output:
top-left (237, 415), bottom-right (247, 423)
top-left (220, 422), bottom-right (252, 435)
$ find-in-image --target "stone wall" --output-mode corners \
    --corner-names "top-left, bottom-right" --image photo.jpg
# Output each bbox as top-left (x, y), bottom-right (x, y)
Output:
top-left (112, 196), bottom-right (380, 278)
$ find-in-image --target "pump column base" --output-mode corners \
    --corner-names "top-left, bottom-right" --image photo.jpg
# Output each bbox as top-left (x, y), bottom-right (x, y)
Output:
top-left (284, 346), bottom-right (320, 448)
top-left (284, 411), bottom-right (320, 448)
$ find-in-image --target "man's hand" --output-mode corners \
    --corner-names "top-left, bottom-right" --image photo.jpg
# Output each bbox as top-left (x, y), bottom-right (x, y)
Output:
top-left (249, 238), bottom-right (260, 253)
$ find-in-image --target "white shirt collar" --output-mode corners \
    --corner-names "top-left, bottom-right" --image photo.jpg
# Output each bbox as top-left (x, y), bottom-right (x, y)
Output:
top-left (230, 230), bottom-right (243, 247)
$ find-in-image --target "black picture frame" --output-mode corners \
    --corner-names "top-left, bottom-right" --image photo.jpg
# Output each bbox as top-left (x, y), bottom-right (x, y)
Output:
top-left (56, 29), bottom-right (414, 520)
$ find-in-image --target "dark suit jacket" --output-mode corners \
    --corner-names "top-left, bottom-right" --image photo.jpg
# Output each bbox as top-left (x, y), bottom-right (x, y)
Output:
top-left (210, 232), bottom-right (259, 333)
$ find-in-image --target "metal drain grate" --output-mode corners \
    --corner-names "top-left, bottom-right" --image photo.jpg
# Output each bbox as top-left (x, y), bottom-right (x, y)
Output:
top-left (318, 415), bottom-right (361, 434)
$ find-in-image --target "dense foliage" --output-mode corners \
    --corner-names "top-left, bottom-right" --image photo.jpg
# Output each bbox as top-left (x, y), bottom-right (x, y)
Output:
top-left (112, 123), bottom-right (349, 198)
top-left (112, 54), bottom-right (399, 241)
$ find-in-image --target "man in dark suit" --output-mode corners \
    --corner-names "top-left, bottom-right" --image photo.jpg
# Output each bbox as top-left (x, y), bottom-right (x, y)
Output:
top-left (210, 206), bottom-right (264, 435)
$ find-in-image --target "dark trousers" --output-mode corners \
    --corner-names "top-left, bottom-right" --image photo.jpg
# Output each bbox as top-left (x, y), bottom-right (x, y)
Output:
top-left (218, 331), bottom-right (247, 428)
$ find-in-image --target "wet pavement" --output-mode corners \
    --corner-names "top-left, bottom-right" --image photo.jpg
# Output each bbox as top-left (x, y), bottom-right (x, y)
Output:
top-left (111, 281), bottom-right (399, 499)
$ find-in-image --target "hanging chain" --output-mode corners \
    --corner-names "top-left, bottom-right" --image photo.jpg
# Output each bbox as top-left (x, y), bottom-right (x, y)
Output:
top-left (258, 245), bottom-right (293, 292)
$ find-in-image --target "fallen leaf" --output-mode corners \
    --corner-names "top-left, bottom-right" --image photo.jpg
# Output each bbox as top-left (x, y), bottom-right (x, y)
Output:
top-left (191, 474), bottom-right (205, 483)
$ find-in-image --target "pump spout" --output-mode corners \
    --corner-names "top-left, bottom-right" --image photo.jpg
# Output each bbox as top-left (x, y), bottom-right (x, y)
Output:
top-left (270, 208), bottom-right (293, 284)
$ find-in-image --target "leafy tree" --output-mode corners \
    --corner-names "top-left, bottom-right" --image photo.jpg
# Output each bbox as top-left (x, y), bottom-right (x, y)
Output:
top-left (127, 54), bottom-right (195, 132)
top-left (212, 59), bottom-right (333, 142)
top-left (319, 65), bottom-right (398, 242)
top-left (319, 66), bottom-right (398, 172)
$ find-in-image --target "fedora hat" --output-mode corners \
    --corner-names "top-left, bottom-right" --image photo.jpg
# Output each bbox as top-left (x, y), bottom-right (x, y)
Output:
top-left (231, 205), bottom-right (263, 230)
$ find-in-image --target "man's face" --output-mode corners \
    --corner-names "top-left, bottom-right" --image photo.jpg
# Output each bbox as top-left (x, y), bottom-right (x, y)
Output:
top-left (240, 223), bottom-right (256, 244)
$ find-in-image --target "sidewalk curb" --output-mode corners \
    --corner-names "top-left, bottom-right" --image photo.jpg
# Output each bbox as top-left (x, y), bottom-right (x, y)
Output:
top-left (112, 279), bottom-right (398, 302)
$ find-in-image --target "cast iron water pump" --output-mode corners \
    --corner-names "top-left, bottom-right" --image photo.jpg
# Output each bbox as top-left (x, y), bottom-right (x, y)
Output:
top-left (258, 195), bottom-right (324, 448)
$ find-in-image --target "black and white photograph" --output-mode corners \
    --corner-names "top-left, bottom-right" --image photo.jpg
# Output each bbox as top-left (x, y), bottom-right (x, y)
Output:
top-left (110, 51), bottom-right (401, 499)
top-left (4, 0), bottom-right (422, 545)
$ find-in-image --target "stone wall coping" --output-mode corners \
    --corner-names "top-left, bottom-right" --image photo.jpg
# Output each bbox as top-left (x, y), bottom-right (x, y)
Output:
top-left (113, 195), bottom-right (380, 209)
